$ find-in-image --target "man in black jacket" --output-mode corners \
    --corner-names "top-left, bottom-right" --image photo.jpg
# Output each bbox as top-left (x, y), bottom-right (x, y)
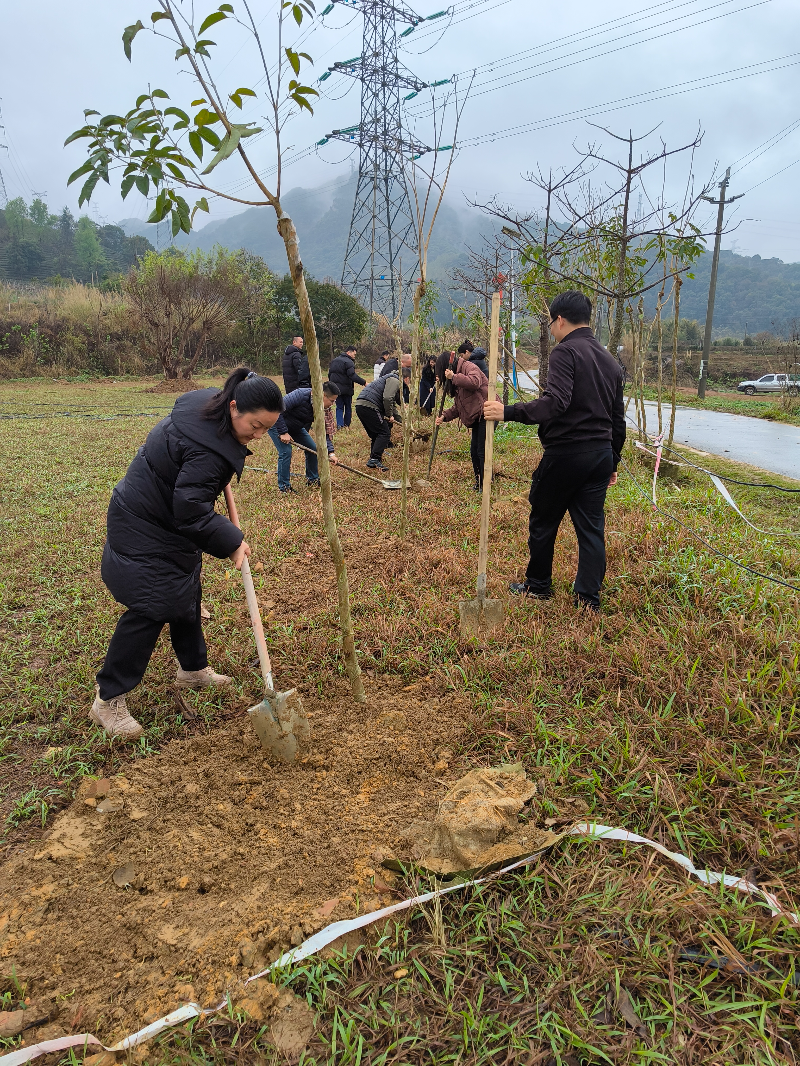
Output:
top-left (484, 291), bottom-right (625, 611)
top-left (328, 346), bottom-right (366, 428)
top-left (268, 381), bottom-right (339, 493)
top-left (282, 336), bottom-right (311, 393)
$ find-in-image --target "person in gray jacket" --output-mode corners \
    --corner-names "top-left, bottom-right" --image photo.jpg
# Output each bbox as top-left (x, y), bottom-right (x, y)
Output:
top-left (355, 370), bottom-right (403, 470)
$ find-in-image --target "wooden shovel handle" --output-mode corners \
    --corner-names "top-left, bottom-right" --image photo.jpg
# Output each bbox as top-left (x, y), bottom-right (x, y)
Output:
top-left (477, 292), bottom-right (501, 600)
top-left (223, 483), bottom-right (274, 692)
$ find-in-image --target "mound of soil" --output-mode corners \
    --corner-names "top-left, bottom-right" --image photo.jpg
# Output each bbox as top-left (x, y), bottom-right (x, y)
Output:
top-left (0, 678), bottom-right (469, 1044)
top-left (146, 378), bottom-right (204, 394)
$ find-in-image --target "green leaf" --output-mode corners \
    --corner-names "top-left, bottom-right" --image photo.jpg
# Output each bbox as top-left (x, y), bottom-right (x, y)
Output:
top-left (122, 20), bottom-right (145, 61)
top-left (198, 10), bottom-right (227, 34)
top-left (165, 106), bottom-right (190, 122)
top-left (64, 128), bottom-right (91, 147)
top-left (78, 171), bottom-right (101, 207)
top-left (191, 196), bottom-right (210, 222)
top-left (151, 10), bottom-right (171, 21)
top-left (175, 46), bottom-right (191, 59)
top-left (147, 190), bottom-right (171, 223)
top-left (194, 108), bottom-right (221, 126)
top-left (120, 174), bottom-right (136, 200)
top-left (200, 125), bottom-right (243, 174)
top-left (151, 89), bottom-right (170, 99)
top-left (67, 159), bottom-right (96, 186)
top-left (219, 3), bottom-right (234, 12)
top-left (196, 125), bottom-right (221, 149)
top-left (232, 87), bottom-right (256, 98)
top-left (286, 48), bottom-right (301, 75)
top-left (191, 98), bottom-right (207, 106)
top-left (166, 162), bottom-right (186, 180)
top-left (135, 175), bottom-right (150, 196)
top-left (188, 129), bottom-right (204, 160)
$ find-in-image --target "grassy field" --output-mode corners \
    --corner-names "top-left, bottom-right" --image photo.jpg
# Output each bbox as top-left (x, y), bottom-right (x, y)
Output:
top-left (1, 376), bottom-right (799, 1064)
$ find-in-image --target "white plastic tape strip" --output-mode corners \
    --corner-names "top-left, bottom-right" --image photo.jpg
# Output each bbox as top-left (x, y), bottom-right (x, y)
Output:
top-left (709, 475), bottom-right (797, 538)
top-left (570, 822), bottom-right (799, 925)
top-left (3, 825), bottom-right (797, 1066)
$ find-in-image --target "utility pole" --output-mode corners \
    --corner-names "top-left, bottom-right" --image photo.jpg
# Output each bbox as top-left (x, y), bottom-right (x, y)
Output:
top-left (698, 168), bottom-right (743, 398)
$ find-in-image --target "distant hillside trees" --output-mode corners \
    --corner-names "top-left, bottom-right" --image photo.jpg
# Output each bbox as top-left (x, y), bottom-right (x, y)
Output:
top-left (0, 197), bottom-right (153, 283)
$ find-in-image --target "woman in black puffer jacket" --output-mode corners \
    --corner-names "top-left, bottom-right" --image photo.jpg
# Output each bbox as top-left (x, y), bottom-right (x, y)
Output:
top-left (92, 368), bottom-right (283, 740)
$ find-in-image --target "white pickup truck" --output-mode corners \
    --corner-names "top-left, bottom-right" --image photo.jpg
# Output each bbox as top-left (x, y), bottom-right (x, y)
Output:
top-left (737, 373), bottom-right (800, 396)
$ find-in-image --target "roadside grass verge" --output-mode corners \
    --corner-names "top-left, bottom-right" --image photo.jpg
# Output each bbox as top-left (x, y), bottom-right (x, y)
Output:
top-left (0, 376), bottom-right (798, 1063)
top-left (638, 384), bottom-right (800, 425)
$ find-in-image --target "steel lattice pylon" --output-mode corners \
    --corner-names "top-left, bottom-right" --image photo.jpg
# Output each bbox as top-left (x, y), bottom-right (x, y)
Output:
top-left (319, 0), bottom-right (443, 321)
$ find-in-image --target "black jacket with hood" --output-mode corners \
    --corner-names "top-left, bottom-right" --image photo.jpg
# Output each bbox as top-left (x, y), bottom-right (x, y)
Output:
top-left (502, 327), bottom-right (626, 466)
top-left (272, 388), bottom-right (334, 453)
top-left (101, 389), bottom-right (247, 623)
top-left (282, 343), bottom-right (311, 392)
top-left (328, 353), bottom-right (366, 397)
top-left (469, 347), bottom-right (489, 377)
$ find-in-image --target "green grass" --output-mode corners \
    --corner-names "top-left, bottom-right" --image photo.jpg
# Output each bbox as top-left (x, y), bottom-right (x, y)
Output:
top-left (0, 376), bottom-right (799, 1064)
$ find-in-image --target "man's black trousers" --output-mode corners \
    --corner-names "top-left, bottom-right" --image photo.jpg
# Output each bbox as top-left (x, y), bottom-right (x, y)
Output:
top-left (524, 447), bottom-right (614, 608)
top-left (356, 405), bottom-right (392, 461)
top-left (96, 594), bottom-right (207, 700)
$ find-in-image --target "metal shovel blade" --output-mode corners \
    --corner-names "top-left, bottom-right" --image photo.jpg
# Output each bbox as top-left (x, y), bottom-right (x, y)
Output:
top-left (458, 597), bottom-right (504, 639)
top-left (381, 479), bottom-right (403, 490)
top-left (247, 687), bottom-right (310, 764)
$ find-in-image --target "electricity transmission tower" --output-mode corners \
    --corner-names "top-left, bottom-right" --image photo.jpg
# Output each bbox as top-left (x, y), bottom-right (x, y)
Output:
top-left (317, 0), bottom-right (450, 321)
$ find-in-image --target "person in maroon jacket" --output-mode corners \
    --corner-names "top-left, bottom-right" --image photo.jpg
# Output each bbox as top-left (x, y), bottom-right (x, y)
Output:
top-left (484, 291), bottom-right (626, 612)
top-left (434, 350), bottom-right (489, 490)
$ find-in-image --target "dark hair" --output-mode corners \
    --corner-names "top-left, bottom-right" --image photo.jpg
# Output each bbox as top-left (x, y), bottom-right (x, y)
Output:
top-left (204, 367), bottom-right (284, 435)
top-left (345, 345), bottom-right (357, 354)
top-left (435, 350), bottom-right (458, 394)
top-left (380, 350), bottom-right (391, 358)
top-left (549, 290), bottom-right (592, 325)
top-left (323, 381), bottom-right (340, 397)
top-left (457, 340), bottom-right (474, 354)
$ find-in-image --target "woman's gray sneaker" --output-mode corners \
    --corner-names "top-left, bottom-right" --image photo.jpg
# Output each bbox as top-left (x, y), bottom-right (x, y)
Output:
top-left (89, 691), bottom-right (143, 740)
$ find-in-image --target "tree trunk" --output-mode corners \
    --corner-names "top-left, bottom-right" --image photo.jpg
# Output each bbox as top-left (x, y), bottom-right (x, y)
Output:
top-left (276, 211), bottom-right (365, 703)
top-left (668, 275), bottom-right (682, 449)
top-left (401, 280), bottom-right (424, 535)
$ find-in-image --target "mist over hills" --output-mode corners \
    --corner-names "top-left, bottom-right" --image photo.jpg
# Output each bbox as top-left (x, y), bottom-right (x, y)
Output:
top-left (119, 175), bottom-right (800, 335)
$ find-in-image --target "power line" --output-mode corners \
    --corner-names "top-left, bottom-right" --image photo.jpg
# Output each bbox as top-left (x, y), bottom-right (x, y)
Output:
top-left (742, 157), bottom-right (800, 193)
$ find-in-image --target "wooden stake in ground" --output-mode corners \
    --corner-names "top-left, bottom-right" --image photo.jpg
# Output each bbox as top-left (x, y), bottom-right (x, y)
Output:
top-left (459, 292), bottom-right (504, 638)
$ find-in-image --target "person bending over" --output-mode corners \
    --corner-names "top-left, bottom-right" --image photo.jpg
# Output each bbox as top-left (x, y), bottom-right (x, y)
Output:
top-left (92, 368), bottom-right (284, 740)
top-left (328, 346), bottom-right (366, 429)
top-left (268, 381), bottom-right (339, 494)
top-left (434, 349), bottom-right (489, 491)
top-left (483, 290), bottom-right (625, 611)
top-left (420, 355), bottom-right (437, 414)
top-left (354, 367), bottom-right (403, 470)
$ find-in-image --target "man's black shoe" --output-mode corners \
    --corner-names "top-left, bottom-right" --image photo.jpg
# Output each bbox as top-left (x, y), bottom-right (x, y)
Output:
top-left (509, 582), bottom-right (552, 599)
top-left (574, 596), bottom-right (600, 613)
top-left (279, 484), bottom-right (298, 494)
top-left (367, 460), bottom-right (389, 472)
top-left (306, 479), bottom-right (321, 488)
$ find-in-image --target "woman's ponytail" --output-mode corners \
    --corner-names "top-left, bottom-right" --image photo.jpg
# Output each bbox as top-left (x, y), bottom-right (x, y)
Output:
top-left (204, 367), bottom-right (284, 435)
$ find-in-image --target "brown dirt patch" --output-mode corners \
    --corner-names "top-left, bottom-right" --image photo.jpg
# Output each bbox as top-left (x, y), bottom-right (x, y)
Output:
top-left (0, 678), bottom-right (470, 1043)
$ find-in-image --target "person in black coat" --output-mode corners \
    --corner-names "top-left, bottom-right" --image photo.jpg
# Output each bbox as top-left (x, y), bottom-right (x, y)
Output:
top-left (328, 346), bottom-right (366, 428)
top-left (282, 336), bottom-right (311, 393)
top-left (92, 368), bottom-right (284, 739)
top-left (469, 346), bottom-right (489, 377)
top-left (419, 355), bottom-right (437, 414)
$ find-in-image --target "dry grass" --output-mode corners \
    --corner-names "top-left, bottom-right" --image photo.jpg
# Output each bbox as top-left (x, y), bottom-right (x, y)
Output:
top-left (0, 377), bottom-right (799, 1064)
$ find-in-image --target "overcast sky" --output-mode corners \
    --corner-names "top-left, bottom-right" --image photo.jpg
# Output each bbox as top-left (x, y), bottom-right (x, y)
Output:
top-left (2, 0), bottom-right (798, 261)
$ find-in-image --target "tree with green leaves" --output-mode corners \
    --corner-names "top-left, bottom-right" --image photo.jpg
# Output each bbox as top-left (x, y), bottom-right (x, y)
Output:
top-left (65, 0), bottom-right (365, 701)
top-left (74, 216), bottom-right (106, 279)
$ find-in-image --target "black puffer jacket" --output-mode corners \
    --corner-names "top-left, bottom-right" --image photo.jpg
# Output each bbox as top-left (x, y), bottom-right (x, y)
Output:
top-left (328, 353), bottom-right (366, 397)
top-left (469, 347), bottom-right (489, 377)
top-left (273, 388), bottom-right (334, 453)
top-left (101, 389), bottom-right (247, 623)
top-left (379, 357), bottom-right (399, 377)
top-left (282, 343), bottom-right (310, 392)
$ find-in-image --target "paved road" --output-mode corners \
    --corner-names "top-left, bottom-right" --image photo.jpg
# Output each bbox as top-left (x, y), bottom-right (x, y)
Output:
top-left (637, 400), bottom-right (800, 481)
top-left (511, 370), bottom-right (800, 480)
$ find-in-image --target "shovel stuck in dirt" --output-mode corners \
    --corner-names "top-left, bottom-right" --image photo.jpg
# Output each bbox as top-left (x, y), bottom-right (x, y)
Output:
top-left (459, 291), bottom-right (504, 638)
top-left (290, 439), bottom-right (404, 490)
top-left (224, 483), bottom-right (310, 762)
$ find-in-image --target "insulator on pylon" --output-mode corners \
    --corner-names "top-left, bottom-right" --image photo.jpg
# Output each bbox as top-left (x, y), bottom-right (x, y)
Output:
top-left (319, 71), bottom-right (332, 82)
top-left (334, 55), bottom-right (362, 66)
top-left (430, 78), bottom-right (450, 87)
top-left (317, 137), bottom-right (329, 146)
top-left (400, 25), bottom-right (416, 36)
top-left (426, 9), bottom-right (448, 18)
top-left (403, 91), bottom-right (419, 101)
top-left (321, 3), bottom-right (334, 13)
top-left (436, 145), bottom-right (453, 151)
